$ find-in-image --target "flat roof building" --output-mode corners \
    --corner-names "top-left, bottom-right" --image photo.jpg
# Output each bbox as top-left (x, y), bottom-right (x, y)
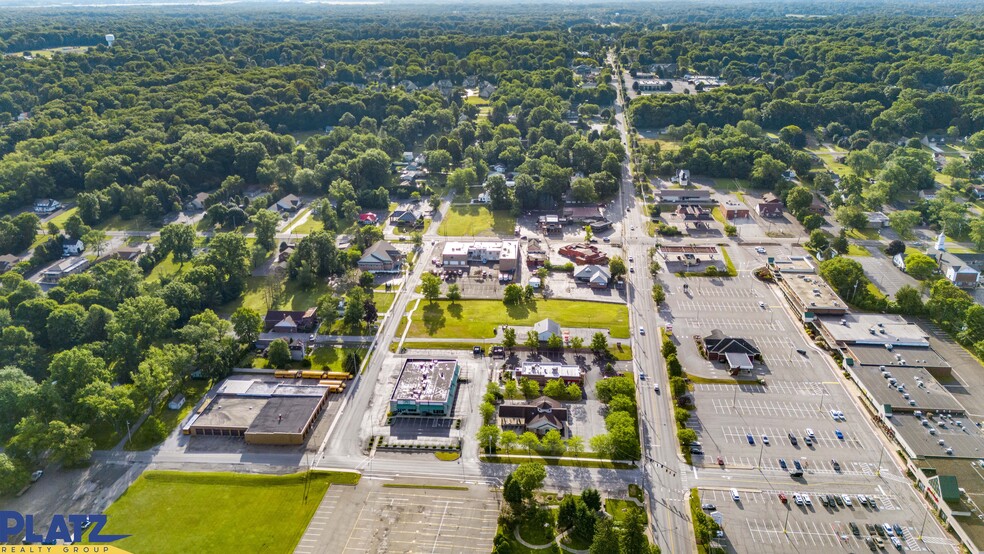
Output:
top-left (184, 377), bottom-right (330, 445)
top-left (516, 361), bottom-right (583, 385)
top-left (817, 313), bottom-right (930, 348)
top-left (769, 256), bottom-right (815, 274)
top-left (776, 272), bottom-right (848, 319)
top-left (441, 240), bottom-right (519, 272)
top-left (390, 359), bottom-right (460, 416)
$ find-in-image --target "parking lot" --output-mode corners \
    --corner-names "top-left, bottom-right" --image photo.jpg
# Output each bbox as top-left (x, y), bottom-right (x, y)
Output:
top-left (702, 486), bottom-right (956, 553)
top-left (296, 480), bottom-right (499, 554)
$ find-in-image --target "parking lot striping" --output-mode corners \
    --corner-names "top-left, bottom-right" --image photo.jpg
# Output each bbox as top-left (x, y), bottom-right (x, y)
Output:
top-left (697, 318), bottom-right (783, 331)
top-left (695, 381), bottom-right (828, 396)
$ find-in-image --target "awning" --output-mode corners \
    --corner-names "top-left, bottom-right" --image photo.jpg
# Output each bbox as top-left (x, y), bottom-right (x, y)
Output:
top-left (724, 352), bottom-right (753, 370)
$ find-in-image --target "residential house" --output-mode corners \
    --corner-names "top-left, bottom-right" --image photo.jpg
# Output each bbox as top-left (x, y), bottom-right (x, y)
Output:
top-left (358, 240), bottom-right (403, 274)
top-left (186, 192), bottom-right (210, 211)
top-left (972, 185), bottom-right (984, 200)
top-left (0, 254), bottom-right (21, 272)
top-left (702, 330), bottom-right (761, 372)
top-left (389, 207), bottom-right (421, 227)
top-left (397, 80), bottom-right (418, 92)
top-left (62, 239), bottom-right (84, 257)
top-left (676, 169), bottom-right (691, 186)
top-left (263, 309), bottom-right (318, 332)
top-left (498, 397), bottom-right (569, 437)
top-left (478, 81), bottom-right (497, 99)
top-left (463, 75), bottom-right (479, 88)
top-left (757, 193), bottom-right (783, 217)
top-left (515, 361), bottom-right (583, 385)
top-left (168, 394), bottom-right (186, 410)
top-left (358, 212), bottom-right (379, 226)
top-left (33, 199), bottom-right (62, 214)
top-left (533, 319), bottom-right (562, 342)
top-left (277, 242), bottom-right (296, 264)
top-left (95, 244), bottom-right (148, 265)
top-left (526, 239), bottom-right (547, 268)
top-left (864, 211), bottom-right (890, 229)
top-left (808, 199), bottom-right (827, 216)
top-left (41, 257), bottom-right (89, 283)
top-left (928, 247), bottom-right (983, 288)
top-left (573, 265), bottom-right (610, 288)
top-left (919, 189), bottom-right (939, 201)
top-left (274, 194), bottom-right (302, 212)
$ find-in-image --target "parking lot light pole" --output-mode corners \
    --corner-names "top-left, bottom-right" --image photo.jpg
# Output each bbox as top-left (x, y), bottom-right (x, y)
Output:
top-left (783, 506), bottom-right (791, 534)
top-left (757, 440), bottom-right (765, 468)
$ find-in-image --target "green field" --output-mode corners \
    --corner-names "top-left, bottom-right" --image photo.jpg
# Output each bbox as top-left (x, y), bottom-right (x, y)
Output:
top-left (98, 470), bottom-right (358, 553)
top-left (126, 379), bottom-right (213, 451)
top-left (437, 205), bottom-right (516, 236)
top-left (846, 244), bottom-right (870, 256)
top-left (7, 45), bottom-right (91, 58)
top-left (220, 277), bottom-right (329, 316)
top-left (464, 95), bottom-right (490, 105)
top-left (408, 299), bottom-right (630, 339)
top-left (374, 291), bottom-right (396, 313)
top-left (291, 216), bottom-right (323, 234)
top-left (309, 346), bottom-right (365, 371)
top-left (47, 206), bottom-right (79, 228)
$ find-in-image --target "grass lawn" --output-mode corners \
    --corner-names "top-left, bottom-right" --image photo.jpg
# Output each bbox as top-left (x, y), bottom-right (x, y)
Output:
top-left (10, 45), bottom-right (91, 58)
top-left (97, 470), bottom-right (358, 553)
top-left (518, 512), bottom-right (557, 546)
top-left (606, 499), bottom-right (646, 525)
top-left (867, 282), bottom-right (887, 301)
top-left (309, 346), bottom-right (365, 371)
top-left (710, 206), bottom-right (727, 225)
top-left (711, 178), bottom-right (753, 192)
top-left (396, 340), bottom-right (477, 352)
top-left (97, 214), bottom-right (153, 232)
top-left (408, 299), bottom-right (630, 339)
top-left (47, 207), bottom-right (79, 228)
top-left (375, 291), bottom-right (396, 313)
top-left (464, 96), bottom-right (490, 105)
top-left (292, 217), bottom-right (323, 234)
top-left (846, 228), bottom-right (881, 240)
top-left (608, 344), bottom-right (633, 361)
top-left (846, 244), bottom-right (870, 256)
top-left (815, 152), bottom-right (852, 177)
top-left (289, 130), bottom-right (324, 143)
top-left (126, 379), bottom-right (213, 451)
top-left (437, 205), bottom-right (515, 236)
top-left (145, 252), bottom-right (192, 283)
top-left (220, 277), bottom-right (330, 316)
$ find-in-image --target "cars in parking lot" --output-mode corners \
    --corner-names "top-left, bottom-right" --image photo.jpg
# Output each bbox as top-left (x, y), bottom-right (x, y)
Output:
top-left (793, 494), bottom-right (803, 506)
top-left (874, 537), bottom-right (885, 549)
top-left (835, 429), bottom-right (844, 440)
top-left (834, 495), bottom-right (843, 507)
top-left (701, 503), bottom-right (716, 511)
top-left (778, 493), bottom-right (787, 503)
top-left (850, 522), bottom-right (860, 536)
top-left (762, 434), bottom-right (769, 445)
top-left (883, 523), bottom-right (894, 536)
top-left (858, 494), bottom-right (868, 505)
top-left (893, 524), bottom-right (904, 536)
top-left (778, 458), bottom-right (787, 469)
top-left (802, 494), bottom-right (812, 506)
top-left (806, 428), bottom-right (815, 438)
top-left (875, 524), bottom-right (885, 537)
top-left (865, 537), bottom-right (876, 551)
top-left (747, 434), bottom-right (754, 445)
top-left (803, 435), bottom-right (813, 446)
top-left (831, 459), bottom-right (841, 471)
top-left (843, 494), bottom-right (853, 507)
top-left (793, 460), bottom-right (802, 471)
top-left (731, 489), bottom-right (740, 501)
top-left (891, 537), bottom-right (902, 550)
top-left (788, 433), bottom-right (798, 446)
top-left (869, 497), bottom-right (877, 509)
top-left (866, 523), bottom-right (876, 534)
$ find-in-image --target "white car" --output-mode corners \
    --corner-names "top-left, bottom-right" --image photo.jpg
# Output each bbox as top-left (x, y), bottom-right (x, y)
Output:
top-left (30, 470), bottom-right (43, 482)
top-left (628, 256), bottom-right (634, 262)
top-left (638, 327), bottom-right (645, 335)
top-left (842, 495), bottom-right (853, 506)
top-left (803, 495), bottom-right (812, 506)
top-left (755, 247), bottom-right (766, 254)
top-left (793, 494), bottom-right (803, 506)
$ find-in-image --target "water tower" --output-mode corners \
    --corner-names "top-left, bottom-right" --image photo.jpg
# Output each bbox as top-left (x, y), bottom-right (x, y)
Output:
top-left (105, 34), bottom-right (115, 47)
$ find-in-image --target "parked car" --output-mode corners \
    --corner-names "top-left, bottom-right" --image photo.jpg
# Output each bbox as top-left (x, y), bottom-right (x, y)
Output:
top-left (835, 429), bottom-right (844, 440)
top-left (793, 460), bottom-right (802, 471)
top-left (803, 495), bottom-right (812, 506)
top-left (793, 494), bottom-right (803, 506)
top-left (30, 470), bottom-right (43, 482)
top-left (747, 434), bottom-right (755, 445)
top-left (843, 495), bottom-right (853, 507)
top-left (731, 489), bottom-right (740, 501)
top-left (865, 537), bottom-right (876, 551)
top-left (859, 494), bottom-right (868, 505)
top-left (762, 435), bottom-right (769, 445)
top-left (891, 537), bottom-right (903, 550)
top-left (778, 458), bottom-right (788, 470)
top-left (834, 495), bottom-right (844, 507)
top-left (788, 433), bottom-right (798, 446)
top-left (804, 436), bottom-right (813, 446)
top-left (778, 493), bottom-right (787, 503)
top-left (701, 503), bottom-right (716, 511)
top-left (893, 524), bottom-right (904, 537)
top-left (717, 456), bottom-right (724, 466)
top-left (806, 428), bottom-right (815, 438)
top-left (883, 523), bottom-right (894, 536)
top-left (866, 524), bottom-right (876, 535)
top-left (831, 459), bottom-right (841, 471)
top-left (850, 522), bottom-right (860, 536)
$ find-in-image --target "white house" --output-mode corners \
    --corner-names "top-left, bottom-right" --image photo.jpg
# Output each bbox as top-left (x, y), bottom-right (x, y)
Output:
top-left (34, 199), bottom-right (62, 214)
top-left (62, 239), bottom-right (84, 257)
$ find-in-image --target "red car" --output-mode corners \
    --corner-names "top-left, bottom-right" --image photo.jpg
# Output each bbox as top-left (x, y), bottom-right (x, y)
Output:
top-left (778, 493), bottom-right (787, 504)
top-left (717, 456), bottom-right (724, 466)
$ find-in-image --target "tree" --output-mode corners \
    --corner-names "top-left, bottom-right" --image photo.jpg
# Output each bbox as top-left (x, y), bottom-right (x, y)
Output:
top-left (447, 167), bottom-right (478, 192)
top-left (316, 293), bottom-right (339, 331)
top-left (590, 332), bottom-right (608, 353)
top-left (544, 378), bottom-right (567, 399)
top-left (608, 256), bottom-right (627, 280)
top-left (520, 377), bottom-right (541, 399)
top-left (903, 251), bottom-right (937, 280)
top-left (619, 507), bottom-right (650, 554)
top-left (818, 257), bottom-right (870, 302)
top-left (785, 186), bottom-right (813, 217)
top-left (82, 229), bottom-right (108, 257)
top-left (778, 125), bottom-right (806, 148)
top-left (558, 495), bottom-right (581, 530)
top-left (159, 223), bottom-right (196, 263)
top-left (503, 475), bottom-right (525, 509)
top-left (504, 380), bottom-right (521, 400)
top-left (806, 229), bottom-right (830, 253)
top-left (831, 229), bottom-right (849, 255)
top-left (343, 290), bottom-right (367, 329)
top-left (567, 435), bottom-right (585, 456)
top-left (566, 383), bottom-right (582, 401)
top-left (0, 453), bottom-right (28, 496)
top-left (888, 210), bottom-right (921, 240)
top-left (48, 348), bottom-right (111, 404)
top-left (203, 232), bottom-right (252, 299)
top-left (518, 431), bottom-right (540, 456)
top-left (678, 428), bottom-right (698, 445)
top-left (751, 154), bottom-right (786, 188)
top-left (0, 366), bottom-right (38, 441)
top-left (524, 331), bottom-right (540, 351)
top-left (419, 273), bottom-right (442, 303)
top-left (133, 344), bottom-right (193, 410)
top-left (477, 425), bottom-right (500, 453)
top-left (503, 283), bottom-right (523, 305)
top-left (45, 420), bottom-right (94, 467)
top-left (802, 214), bottom-right (825, 231)
top-left (590, 517), bottom-right (620, 554)
top-left (541, 429), bottom-right (565, 454)
top-left (362, 298), bottom-right (378, 328)
top-left (581, 488), bottom-right (601, 511)
top-left (894, 285), bottom-right (924, 315)
top-left (846, 150), bottom-right (879, 177)
top-left (546, 333), bottom-right (563, 350)
top-left (480, 401), bottom-right (496, 424)
top-left (583, 224), bottom-right (594, 243)
top-left (231, 307), bottom-right (262, 344)
top-left (596, 375), bottom-right (635, 403)
top-left (267, 339), bottom-right (292, 369)
top-left (570, 336), bottom-right (584, 351)
top-left (502, 327), bottom-right (517, 349)
top-left (250, 209), bottom-right (280, 251)
top-left (969, 219), bottom-right (984, 251)
top-left (835, 205), bottom-right (867, 230)
top-left (669, 376), bottom-right (687, 398)
top-left (511, 462), bottom-right (546, 497)
top-left (499, 430), bottom-right (518, 451)
top-left (885, 239), bottom-right (906, 256)
top-left (446, 283), bottom-right (461, 304)
top-left (45, 303), bottom-right (86, 351)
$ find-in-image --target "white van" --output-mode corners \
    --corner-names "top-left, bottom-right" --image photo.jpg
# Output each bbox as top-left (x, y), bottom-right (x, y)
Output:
top-left (731, 488), bottom-right (740, 501)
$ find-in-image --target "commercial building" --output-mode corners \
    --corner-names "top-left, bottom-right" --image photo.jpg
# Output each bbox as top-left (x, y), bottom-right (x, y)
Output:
top-left (358, 240), bottom-right (404, 273)
top-left (775, 272), bottom-right (848, 319)
top-left (390, 359), bottom-right (460, 416)
top-left (563, 205), bottom-right (605, 223)
top-left (558, 243), bottom-right (608, 265)
top-left (184, 377), bottom-right (330, 445)
top-left (702, 330), bottom-right (761, 372)
top-left (498, 397), bottom-right (569, 436)
top-left (655, 188), bottom-right (713, 205)
top-left (573, 264), bottom-right (610, 288)
top-left (515, 361), bottom-right (583, 385)
top-left (441, 240), bottom-right (519, 272)
top-left (532, 318), bottom-right (562, 342)
top-left (635, 79), bottom-right (672, 92)
top-left (816, 313), bottom-right (930, 349)
top-left (537, 214), bottom-right (563, 234)
top-left (723, 204), bottom-right (749, 219)
top-left (769, 256), bottom-right (815, 274)
top-left (41, 257), bottom-right (89, 283)
top-left (526, 239), bottom-right (548, 267)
